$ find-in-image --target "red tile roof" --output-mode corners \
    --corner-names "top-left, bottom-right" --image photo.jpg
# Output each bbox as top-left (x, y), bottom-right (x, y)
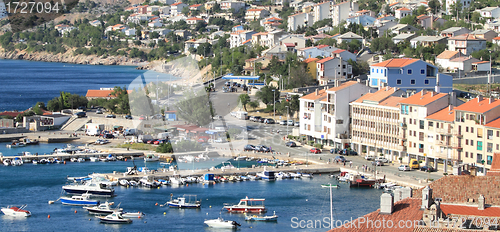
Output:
top-left (473, 61), bottom-right (490, 64)
top-left (485, 117), bottom-right (500, 129)
top-left (413, 176), bottom-right (500, 205)
top-left (300, 89), bottom-right (327, 101)
top-left (187, 17), bottom-right (204, 21)
top-left (440, 204), bottom-right (500, 217)
top-left (171, 2), bottom-right (184, 6)
top-left (371, 58), bottom-right (420, 68)
top-left (379, 96), bottom-right (404, 107)
top-left (327, 198), bottom-right (422, 232)
top-left (0, 111), bottom-right (23, 117)
top-left (425, 106), bottom-right (455, 122)
top-left (327, 81), bottom-right (358, 92)
top-left (317, 56), bottom-right (334, 64)
top-left (332, 49), bottom-right (346, 54)
top-left (354, 87), bottom-right (398, 103)
top-left (247, 8), bottom-right (263, 11)
top-left (397, 7), bottom-right (411, 11)
top-left (86, 90), bottom-right (132, 98)
top-left (454, 97), bottom-right (500, 113)
top-left (493, 36), bottom-right (500, 40)
top-left (449, 34), bottom-right (485, 41)
top-left (189, 4), bottom-right (202, 7)
top-left (316, 44), bottom-right (329, 49)
top-left (436, 50), bottom-right (459, 59)
top-left (399, 91), bottom-right (448, 106)
top-left (284, 43), bottom-right (296, 47)
top-left (304, 57), bottom-right (319, 64)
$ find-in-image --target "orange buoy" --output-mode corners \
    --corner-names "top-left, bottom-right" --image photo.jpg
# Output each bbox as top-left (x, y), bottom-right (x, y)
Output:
top-left (48, 215), bottom-right (51, 218)
top-left (64, 161), bottom-right (66, 165)
top-left (125, 158), bottom-right (127, 161)
top-left (186, 184), bottom-right (189, 187)
top-left (75, 210), bottom-right (77, 213)
top-left (155, 203), bottom-right (158, 206)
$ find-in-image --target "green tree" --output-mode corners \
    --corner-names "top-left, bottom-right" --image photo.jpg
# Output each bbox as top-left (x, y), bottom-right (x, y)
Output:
top-left (174, 89), bottom-right (214, 126)
top-left (248, 101), bottom-right (259, 111)
top-left (32, 102), bottom-right (47, 115)
top-left (238, 94), bottom-right (250, 111)
top-left (428, 0), bottom-right (441, 15)
top-left (256, 86), bottom-right (279, 106)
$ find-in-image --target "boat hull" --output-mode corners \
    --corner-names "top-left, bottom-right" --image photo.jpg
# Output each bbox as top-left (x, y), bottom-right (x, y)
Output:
top-left (224, 207), bottom-right (266, 213)
top-left (167, 203), bottom-right (200, 208)
top-left (60, 198), bottom-right (100, 206)
top-left (1, 208), bottom-right (31, 217)
top-left (245, 215), bottom-right (278, 221)
top-left (62, 187), bottom-right (114, 197)
top-left (99, 218), bottom-right (132, 224)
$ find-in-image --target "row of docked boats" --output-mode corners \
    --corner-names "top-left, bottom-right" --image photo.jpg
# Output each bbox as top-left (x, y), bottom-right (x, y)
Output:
top-left (5, 139), bottom-right (39, 148)
top-left (333, 171), bottom-right (386, 188)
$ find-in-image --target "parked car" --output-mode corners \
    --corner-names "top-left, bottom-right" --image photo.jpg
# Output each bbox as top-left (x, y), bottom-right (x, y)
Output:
top-left (373, 161), bottom-right (384, 166)
top-left (287, 120), bottom-right (294, 126)
top-left (279, 120), bottom-right (287, 125)
top-left (106, 114), bottom-right (116, 118)
top-left (255, 145), bottom-right (271, 152)
top-left (154, 139), bottom-right (167, 145)
top-left (125, 115), bottom-right (133, 119)
top-left (294, 122), bottom-right (300, 127)
top-left (364, 155), bottom-right (374, 160)
top-left (264, 119), bottom-right (275, 124)
top-left (420, 166), bottom-right (435, 172)
top-left (251, 116), bottom-right (262, 122)
top-left (243, 144), bottom-right (255, 151)
top-left (310, 148), bottom-right (321, 154)
top-left (375, 157), bottom-right (389, 163)
top-left (152, 114), bottom-right (163, 119)
top-left (75, 112), bottom-right (86, 118)
top-left (259, 118), bottom-right (266, 123)
top-left (103, 133), bottom-right (114, 139)
top-left (139, 115), bottom-right (146, 120)
top-left (334, 155), bottom-right (346, 162)
top-left (398, 165), bottom-right (411, 171)
top-left (96, 109), bottom-right (103, 114)
top-left (341, 149), bottom-right (358, 156)
top-left (285, 141), bottom-right (296, 147)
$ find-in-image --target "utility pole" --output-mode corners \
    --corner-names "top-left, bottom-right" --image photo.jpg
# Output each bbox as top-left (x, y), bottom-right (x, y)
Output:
top-left (489, 52), bottom-right (492, 95)
top-left (272, 89), bottom-right (276, 120)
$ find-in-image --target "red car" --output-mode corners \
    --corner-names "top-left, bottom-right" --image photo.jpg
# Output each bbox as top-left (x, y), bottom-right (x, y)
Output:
top-left (310, 148), bottom-right (321, 154)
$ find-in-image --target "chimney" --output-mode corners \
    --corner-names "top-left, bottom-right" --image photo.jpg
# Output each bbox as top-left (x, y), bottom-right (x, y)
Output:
top-left (386, 86), bottom-right (390, 91)
top-left (448, 105), bottom-right (453, 112)
top-left (401, 187), bottom-right (413, 199)
top-left (478, 195), bottom-right (485, 210)
top-left (315, 89), bottom-right (319, 96)
top-left (431, 91), bottom-right (435, 97)
top-left (421, 89), bottom-right (426, 96)
top-left (380, 193), bottom-right (394, 214)
top-left (450, 92), bottom-right (456, 106)
top-left (421, 186), bottom-right (433, 210)
top-left (477, 95), bottom-right (483, 103)
top-left (357, 78), bottom-right (361, 83)
top-left (490, 97), bottom-right (494, 104)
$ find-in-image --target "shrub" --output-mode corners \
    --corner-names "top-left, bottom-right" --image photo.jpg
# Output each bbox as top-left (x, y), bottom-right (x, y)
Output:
top-left (308, 141), bottom-right (314, 146)
top-left (156, 142), bottom-right (173, 153)
top-left (314, 143), bottom-right (323, 149)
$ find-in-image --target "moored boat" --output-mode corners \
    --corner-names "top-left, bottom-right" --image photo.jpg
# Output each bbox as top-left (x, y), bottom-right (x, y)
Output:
top-left (321, 184), bottom-right (340, 188)
top-left (223, 196), bottom-right (267, 213)
top-left (83, 201), bottom-right (122, 214)
top-left (144, 154), bottom-right (159, 162)
top-left (62, 179), bottom-right (115, 197)
top-left (98, 212), bottom-right (132, 224)
top-left (245, 211), bottom-right (278, 222)
top-left (121, 211), bottom-right (145, 218)
top-left (1, 205), bottom-right (31, 217)
top-left (59, 193), bottom-right (100, 206)
top-left (163, 195), bottom-right (201, 208)
top-left (204, 217), bottom-right (240, 228)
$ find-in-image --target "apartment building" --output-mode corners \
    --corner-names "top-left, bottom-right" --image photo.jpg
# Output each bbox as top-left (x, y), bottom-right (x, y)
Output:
top-left (350, 87), bottom-right (406, 162)
top-left (448, 34), bottom-right (487, 56)
top-left (424, 105), bottom-right (457, 173)
top-left (230, 30), bottom-right (257, 48)
top-left (316, 57), bottom-right (353, 85)
top-left (331, 1), bottom-right (358, 27)
top-left (367, 58), bottom-right (453, 94)
top-left (399, 91), bottom-right (450, 167)
top-left (288, 12), bottom-right (313, 32)
top-left (453, 96), bottom-right (500, 171)
top-left (313, 1), bottom-right (331, 23)
top-left (299, 89), bottom-right (328, 143)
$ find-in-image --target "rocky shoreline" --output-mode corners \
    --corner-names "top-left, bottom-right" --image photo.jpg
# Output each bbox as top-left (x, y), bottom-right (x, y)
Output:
top-left (0, 49), bottom-right (148, 67)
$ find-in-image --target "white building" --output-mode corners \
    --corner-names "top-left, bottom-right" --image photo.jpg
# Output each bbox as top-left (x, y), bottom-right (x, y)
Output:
top-left (446, 0), bottom-right (471, 15)
top-left (287, 12), bottom-right (313, 32)
top-left (316, 57), bottom-right (353, 85)
top-left (395, 7), bottom-right (412, 19)
top-left (447, 34), bottom-right (486, 55)
top-left (331, 1), bottom-right (358, 27)
top-left (313, 1), bottom-right (331, 23)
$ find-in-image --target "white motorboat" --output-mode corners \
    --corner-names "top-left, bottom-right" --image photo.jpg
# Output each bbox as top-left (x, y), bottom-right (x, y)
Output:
top-left (32, 160), bottom-right (38, 165)
top-left (39, 159), bottom-right (48, 164)
top-left (98, 212), bottom-right (132, 224)
top-left (121, 211), bottom-right (145, 218)
top-left (62, 179), bottom-right (115, 197)
top-left (289, 172), bottom-right (302, 178)
top-left (139, 176), bottom-right (160, 188)
top-left (119, 179), bottom-right (130, 186)
top-left (163, 195), bottom-right (201, 208)
top-left (70, 158), bottom-right (78, 162)
top-left (204, 217), bottom-right (241, 228)
top-left (77, 158), bottom-right (85, 162)
top-left (223, 196), bottom-right (267, 213)
top-left (185, 176), bottom-right (198, 183)
top-left (89, 157), bottom-right (98, 162)
top-left (106, 154), bottom-right (116, 161)
top-left (83, 201), bottom-right (122, 214)
top-left (128, 181), bottom-right (138, 187)
top-left (234, 156), bottom-right (247, 161)
top-left (11, 158), bottom-right (23, 166)
top-left (1, 205), bottom-right (31, 217)
top-left (3, 159), bottom-right (11, 166)
top-left (301, 173), bottom-right (313, 178)
top-left (257, 169), bottom-right (275, 181)
top-left (59, 193), bottom-right (100, 206)
top-left (144, 154), bottom-right (159, 162)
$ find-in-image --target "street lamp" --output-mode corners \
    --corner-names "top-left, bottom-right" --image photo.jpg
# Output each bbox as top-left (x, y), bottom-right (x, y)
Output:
top-left (286, 105), bottom-right (289, 139)
top-left (272, 89), bottom-right (276, 120)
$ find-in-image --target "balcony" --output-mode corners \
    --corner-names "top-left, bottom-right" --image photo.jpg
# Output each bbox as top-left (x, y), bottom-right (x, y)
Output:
top-left (452, 143), bottom-right (463, 150)
top-left (398, 134), bottom-right (407, 140)
top-left (453, 130), bottom-right (463, 137)
top-left (397, 145), bottom-right (406, 151)
top-left (435, 140), bottom-right (443, 146)
top-left (400, 123), bottom-right (407, 129)
top-left (437, 128), bottom-right (452, 136)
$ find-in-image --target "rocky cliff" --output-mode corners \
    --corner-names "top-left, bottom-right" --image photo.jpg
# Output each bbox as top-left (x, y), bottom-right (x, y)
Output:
top-left (0, 49), bottom-right (148, 66)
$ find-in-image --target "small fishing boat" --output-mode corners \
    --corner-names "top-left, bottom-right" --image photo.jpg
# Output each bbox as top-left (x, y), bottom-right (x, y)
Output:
top-left (77, 158), bottom-right (85, 162)
top-left (121, 211), bottom-right (145, 218)
top-left (11, 158), bottom-right (23, 166)
top-left (32, 160), bottom-right (38, 165)
top-left (301, 173), bottom-right (313, 178)
top-left (20, 138), bottom-right (39, 145)
top-left (163, 195), bottom-right (201, 208)
top-left (245, 211), bottom-right (278, 222)
top-left (39, 159), bottom-right (48, 164)
top-left (128, 181), bottom-right (138, 187)
top-left (119, 179), bottom-right (130, 186)
top-left (59, 193), bottom-right (100, 206)
top-left (1, 205), bottom-right (31, 217)
top-left (223, 197), bottom-right (266, 213)
top-left (144, 154), bottom-right (159, 162)
top-left (6, 140), bottom-right (26, 148)
top-left (98, 212), bottom-right (132, 224)
top-left (289, 172), bottom-right (302, 178)
top-left (204, 217), bottom-right (241, 228)
top-left (89, 157), bottom-right (98, 162)
top-left (83, 201), bottom-right (122, 215)
top-left (106, 154), bottom-right (116, 161)
top-left (321, 184), bottom-right (340, 188)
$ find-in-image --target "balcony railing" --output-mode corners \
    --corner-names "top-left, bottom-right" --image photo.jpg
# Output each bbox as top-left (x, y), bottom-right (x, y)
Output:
top-left (400, 123), bottom-right (407, 129)
top-left (398, 134), bottom-right (407, 140)
top-left (453, 130), bottom-right (463, 137)
top-left (397, 145), bottom-right (407, 151)
top-left (452, 143), bottom-right (463, 150)
top-left (437, 128), bottom-right (452, 135)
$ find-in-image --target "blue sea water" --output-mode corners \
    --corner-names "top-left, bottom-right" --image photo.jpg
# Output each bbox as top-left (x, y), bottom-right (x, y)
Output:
top-left (0, 60), bottom-right (383, 231)
top-left (0, 143), bottom-right (382, 232)
top-left (0, 59), bottom-right (178, 112)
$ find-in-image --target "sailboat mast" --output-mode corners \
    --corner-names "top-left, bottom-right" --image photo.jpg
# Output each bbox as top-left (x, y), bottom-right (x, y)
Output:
top-left (330, 185), bottom-right (333, 230)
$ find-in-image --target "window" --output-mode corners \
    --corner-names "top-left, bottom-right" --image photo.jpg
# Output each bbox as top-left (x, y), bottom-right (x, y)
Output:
top-left (466, 127), bottom-right (469, 132)
top-left (420, 120), bottom-right (424, 129)
top-left (497, 144), bottom-right (500, 150)
top-left (471, 127), bottom-right (474, 133)
top-left (408, 69), bottom-right (412, 75)
top-left (471, 153), bottom-right (474, 159)
top-left (488, 155), bottom-right (493, 165)
top-left (396, 79), bottom-right (402, 85)
top-left (477, 141), bottom-right (483, 151)
top-left (336, 119), bottom-right (344, 124)
top-left (497, 131), bottom-right (499, 137)
top-left (477, 154), bottom-right (482, 163)
top-left (421, 69), bottom-right (425, 74)
top-left (428, 121), bottom-right (434, 127)
top-left (376, 69), bottom-right (379, 73)
top-left (424, 79), bottom-right (429, 85)
top-left (410, 79), bottom-right (416, 85)
top-left (399, 69), bottom-right (403, 74)
top-left (487, 143), bottom-right (493, 153)
top-left (465, 152), bottom-right (469, 158)
top-left (466, 139), bottom-right (468, 145)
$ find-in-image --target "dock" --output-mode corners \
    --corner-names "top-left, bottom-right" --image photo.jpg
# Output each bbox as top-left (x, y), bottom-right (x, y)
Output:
top-left (102, 164), bottom-right (340, 181)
